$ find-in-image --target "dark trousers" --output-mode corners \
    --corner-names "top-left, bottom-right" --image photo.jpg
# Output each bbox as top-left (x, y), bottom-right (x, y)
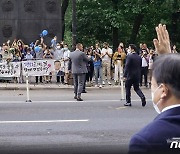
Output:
top-left (86, 67), bottom-right (94, 82)
top-left (73, 73), bottom-right (86, 97)
top-left (36, 76), bottom-right (42, 83)
top-left (57, 76), bottom-right (64, 83)
top-left (125, 78), bottom-right (145, 103)
top-left (140, 67), bottom-right (148, 86)
top-left (83, 73), bottom-right (88, 92)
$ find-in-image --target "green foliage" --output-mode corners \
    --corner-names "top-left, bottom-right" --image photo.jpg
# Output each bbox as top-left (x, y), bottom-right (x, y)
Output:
top-left (65, 0), bottom-right (179, 49)
top-left (64, 1), bottom-right (72, 46)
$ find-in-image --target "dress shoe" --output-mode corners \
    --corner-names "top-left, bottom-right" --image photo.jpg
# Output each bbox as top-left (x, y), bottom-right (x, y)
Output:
top-left (149, 83), bottom-right (151, 88)
top-left (141, 97), bottom-right (146, 107)
top-left (74, 96), bottom-right (77, 99)
top-left (82, 91), bottom-right (87, 93)
top-left (124, 102), bottom-right (132, 106)
top-left (77, 97), bottom-right (83, 101)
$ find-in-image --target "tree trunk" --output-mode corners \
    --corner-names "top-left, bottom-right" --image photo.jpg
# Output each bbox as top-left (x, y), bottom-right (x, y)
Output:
top-left (112, 27), bottom-right (119, 52)
top-left (61, 0), bottom-right (69, 41)
top-left (72, 0), bottom-right (77, 49)
top-left (129, 0), bottom-right (151, 44)
top-left (129, 14), bottom-right (144, 44)
top-left (112, 0), bottom-right (119, 52)
top-left (171, 0), bottom-right (179, 44)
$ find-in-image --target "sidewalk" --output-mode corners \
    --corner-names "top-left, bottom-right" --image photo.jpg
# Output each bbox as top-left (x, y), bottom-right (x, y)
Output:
top-left (0, 82), bottom-right (122, 90)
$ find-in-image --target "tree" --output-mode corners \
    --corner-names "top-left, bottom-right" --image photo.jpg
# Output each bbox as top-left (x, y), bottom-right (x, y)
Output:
top-left (112, 0), bottom-right (119, 51)
top-left (67, 0), bottom-right (180, 49)
top-left (61, 0), bottom-right (69, 41)
top-left (171, 0), bottom-right (180, 46)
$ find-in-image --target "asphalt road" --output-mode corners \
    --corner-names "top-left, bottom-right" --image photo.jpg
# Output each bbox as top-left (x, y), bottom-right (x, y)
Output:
top-left (0, 88), bottom-right (157, 154)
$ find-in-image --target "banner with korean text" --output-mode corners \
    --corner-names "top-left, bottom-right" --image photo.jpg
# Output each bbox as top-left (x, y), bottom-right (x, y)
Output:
top-left (0, 62), bottom-right (21, 77)
top-left (22, 60), bottom-right (55, 76)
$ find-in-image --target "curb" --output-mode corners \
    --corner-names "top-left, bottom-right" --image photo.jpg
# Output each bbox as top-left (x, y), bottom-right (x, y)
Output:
top-left (0, 84), bottom-right (122, 90)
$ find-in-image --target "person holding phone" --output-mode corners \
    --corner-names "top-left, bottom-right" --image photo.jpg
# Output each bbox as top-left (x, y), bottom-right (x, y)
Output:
top-left (113, 46), bottom-right (126, 85)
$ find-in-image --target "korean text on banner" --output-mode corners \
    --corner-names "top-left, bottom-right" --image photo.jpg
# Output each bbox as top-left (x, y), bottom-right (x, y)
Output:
top-left (22, 60), bottom-right (55, 76)
top-left (0, 62), bottom-right (21, 77)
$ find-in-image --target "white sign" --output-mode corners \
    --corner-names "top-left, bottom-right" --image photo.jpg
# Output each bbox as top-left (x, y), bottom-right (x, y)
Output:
top-left (0, 62), bottom-right (21, 77)
top-left (22, 60), bottom-right (55, 76)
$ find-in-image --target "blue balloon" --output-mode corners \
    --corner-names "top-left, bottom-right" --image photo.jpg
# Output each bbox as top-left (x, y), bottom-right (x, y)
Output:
top-left (42, 30), bottom-right (48, 36)
top-left (34, 46), bottom-right (40, 52)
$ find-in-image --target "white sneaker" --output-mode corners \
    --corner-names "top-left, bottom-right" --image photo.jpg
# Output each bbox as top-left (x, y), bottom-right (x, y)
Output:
top-left (99, 85), bottom-right (102, 88)
top-left (108, 81), bottom-right (112, 85)
top-left (102, 81), bottom-right (105, 85)
top-left (95, 85), bottom-right (98, 87)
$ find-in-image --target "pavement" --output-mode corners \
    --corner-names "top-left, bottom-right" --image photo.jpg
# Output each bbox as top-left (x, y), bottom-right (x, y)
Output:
top-left (0, 81), bottom-right (150, 90)
top-left (0, 82), bottom-right (74, 90)
top-left (0, 82), bottom-right (126, 90)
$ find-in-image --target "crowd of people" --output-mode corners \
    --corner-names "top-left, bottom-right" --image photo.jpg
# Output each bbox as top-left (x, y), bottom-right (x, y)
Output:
top-left (0, 37), bottom-right (71, 84)
top-left (0, 36), bottom-right (179, 87)
top-left (66, 24), bottom-right (180, 154)
top-left (73, 41), bottom-right (178, 89)
top-left (0, 23), bottom-right (180, 153)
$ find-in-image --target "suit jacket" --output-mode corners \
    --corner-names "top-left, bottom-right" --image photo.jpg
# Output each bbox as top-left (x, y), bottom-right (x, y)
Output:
top-left (129, 106), bottom-right (180, 154)
top-left (68, 50), bottom-right (90, 74)
top-left (124, 53), bottom-right (141, 80)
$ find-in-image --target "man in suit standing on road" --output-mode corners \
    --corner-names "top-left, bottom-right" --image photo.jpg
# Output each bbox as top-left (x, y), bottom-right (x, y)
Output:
top-left (69, 43), bottom-right (90, 101)
top-left (123, 44), bottom-right (146, 107)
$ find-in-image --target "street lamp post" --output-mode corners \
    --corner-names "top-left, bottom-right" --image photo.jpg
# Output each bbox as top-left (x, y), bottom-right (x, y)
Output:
top-left (72, 0), bottom-right (77, 50)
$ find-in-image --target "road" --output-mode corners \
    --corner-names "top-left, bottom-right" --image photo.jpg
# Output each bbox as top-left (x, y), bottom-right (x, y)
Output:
top-left (0, 87), bottom-right (157, 154)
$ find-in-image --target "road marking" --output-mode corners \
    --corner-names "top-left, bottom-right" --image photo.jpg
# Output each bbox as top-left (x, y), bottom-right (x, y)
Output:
top-left (115, 107), bottom-right (127, 110)
top-left (33, 100), bottom-right (121, 103)
top-left (0, 99), bottom-right (152, 104)
top-left (0, 119), bottom-right (89, 124)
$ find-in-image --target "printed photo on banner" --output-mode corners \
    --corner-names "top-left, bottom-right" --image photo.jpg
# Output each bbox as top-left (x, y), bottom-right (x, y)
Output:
top-left (53, 60), bottom-right (65, 77)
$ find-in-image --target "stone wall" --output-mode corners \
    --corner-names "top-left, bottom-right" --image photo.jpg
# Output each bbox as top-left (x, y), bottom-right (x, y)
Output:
top-left (0, 0), bottom-right (62, 45)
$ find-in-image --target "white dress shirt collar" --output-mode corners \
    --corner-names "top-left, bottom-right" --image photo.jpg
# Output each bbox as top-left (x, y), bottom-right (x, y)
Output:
top-left (162, 104), bottom-right (180, 113)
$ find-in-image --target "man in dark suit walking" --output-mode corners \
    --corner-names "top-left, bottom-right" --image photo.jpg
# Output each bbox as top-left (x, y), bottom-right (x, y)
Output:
top-left (69, 43), bottom-right (90, 101)
top-left (123, 44), bottom-right (146, 107)
top-left (129, 24), bottom-right (180, 154)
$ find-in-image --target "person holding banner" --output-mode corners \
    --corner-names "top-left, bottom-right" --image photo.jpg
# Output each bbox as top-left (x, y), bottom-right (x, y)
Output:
top-left (43, 47), bottom-right (54, 83)
top-left (54, 42), bottom-right (65, 84)
top-left (63, 44), bottom-right (70, 84)
top-left (34, 38), bottom-right (46, 84)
